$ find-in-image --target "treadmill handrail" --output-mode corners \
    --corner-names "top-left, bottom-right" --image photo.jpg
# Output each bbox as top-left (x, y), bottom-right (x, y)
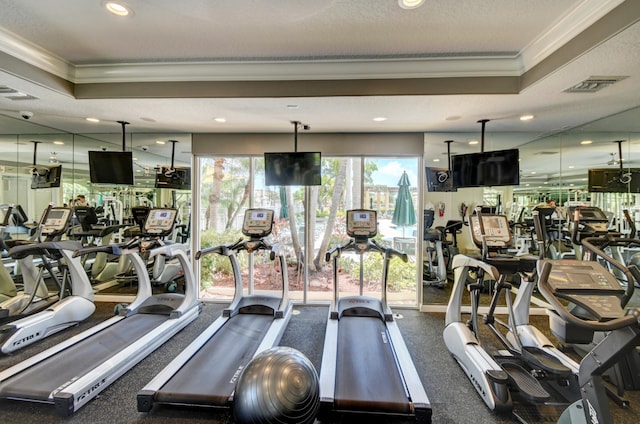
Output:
top-left (196, 238), bottom-right (275, 260)
top-left (326, 239), bottom-right (408, 263)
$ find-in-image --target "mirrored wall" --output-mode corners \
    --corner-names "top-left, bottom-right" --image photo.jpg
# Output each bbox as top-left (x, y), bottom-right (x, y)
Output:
top-left (0, 114), bottom-right (192, 296)
top-left (422, 106), bottom-right (640, 307)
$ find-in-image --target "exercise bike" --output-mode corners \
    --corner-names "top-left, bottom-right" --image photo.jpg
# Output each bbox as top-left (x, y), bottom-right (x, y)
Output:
top-left (422, 209), bottom-right (463, 288)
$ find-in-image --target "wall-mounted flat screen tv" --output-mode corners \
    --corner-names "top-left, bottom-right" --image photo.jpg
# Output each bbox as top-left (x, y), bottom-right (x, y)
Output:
top-left (88, 151), bottom-right (134, 185)
top-left (588, 168), bottom-right (640, 193)
top-left (264, 152), bottom-right (322, 186)
top-left (31, 165), bottom-right (62, 189)
top-left (452, 148), bottom-right (519, 188)
top-left (425, 167), bottom-right (456, 192)
top-left (155, 166), bottom-right (191, 190)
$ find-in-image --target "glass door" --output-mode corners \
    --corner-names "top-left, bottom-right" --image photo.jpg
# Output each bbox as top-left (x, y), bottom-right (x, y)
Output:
top-left (196, 155), bottom-right (420, 307)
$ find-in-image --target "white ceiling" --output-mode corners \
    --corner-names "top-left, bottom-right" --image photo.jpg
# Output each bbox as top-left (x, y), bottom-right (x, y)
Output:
top-left (0, 0), bottom-right (639, 178)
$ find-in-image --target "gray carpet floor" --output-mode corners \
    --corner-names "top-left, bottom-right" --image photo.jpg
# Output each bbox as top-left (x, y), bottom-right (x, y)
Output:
top-left (0, 301), bottom-right (638, 423)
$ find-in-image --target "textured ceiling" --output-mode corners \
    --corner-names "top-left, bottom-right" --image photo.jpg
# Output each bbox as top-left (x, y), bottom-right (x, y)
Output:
top-left (0, 0), bottom-right (639, 178)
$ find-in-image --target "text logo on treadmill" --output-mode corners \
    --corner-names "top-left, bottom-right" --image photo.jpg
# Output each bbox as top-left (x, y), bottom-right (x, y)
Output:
top-left (11, 331), bottom-right (39, 347)
top-left (229, 365), bottom-right (244, 384)
top-left (77, 377), bottom-right (107, 402)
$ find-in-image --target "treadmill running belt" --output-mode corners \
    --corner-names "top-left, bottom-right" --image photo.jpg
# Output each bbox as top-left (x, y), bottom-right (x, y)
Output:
top-left (0, 314), bottom-right (168, 401)
top-left (335, 316), bottom-right (411, 414)
top-left (155, 313), bottom-right (274, 406)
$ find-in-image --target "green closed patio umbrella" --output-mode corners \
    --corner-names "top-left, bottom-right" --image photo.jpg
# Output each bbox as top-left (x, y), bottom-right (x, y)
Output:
top-left (392, 171), bottom-right (416, 236)
top-left (279, 186), bottom-right (288, 219)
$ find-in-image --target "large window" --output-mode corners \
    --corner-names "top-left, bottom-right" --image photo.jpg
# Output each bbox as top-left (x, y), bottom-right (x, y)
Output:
top-left (196, 154), bottom-right (421, 306)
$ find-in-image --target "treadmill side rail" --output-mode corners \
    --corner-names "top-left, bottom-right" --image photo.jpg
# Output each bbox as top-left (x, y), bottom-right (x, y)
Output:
top-left (386, 320), bottom-right (431, 414)
top-left (319, 311), bottom-right (338, 407)
top-left (54, 304), bottom-right (200, 416)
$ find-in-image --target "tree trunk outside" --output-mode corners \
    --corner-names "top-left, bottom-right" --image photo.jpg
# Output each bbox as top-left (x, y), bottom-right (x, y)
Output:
top-left (207, 158), bottom-right (225, 231)
top-left (314, 158), bottom-right (347, 270)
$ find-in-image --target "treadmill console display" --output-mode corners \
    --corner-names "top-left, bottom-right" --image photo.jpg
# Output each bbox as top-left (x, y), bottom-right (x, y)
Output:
top-left (242, 209), bottom-right (274, 238)
top-left (469, 214), bottom-right (512, 248)
top-left (144, 208), bottom-right (178, 236)
top-left (346, 209), bottom-right (377, 238)
top-left (41, 208), bottom-right (72, 235)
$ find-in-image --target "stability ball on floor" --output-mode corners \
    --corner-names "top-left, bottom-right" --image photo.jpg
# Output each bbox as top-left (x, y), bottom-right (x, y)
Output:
top-left (232, 346), bottom-right (320, 424)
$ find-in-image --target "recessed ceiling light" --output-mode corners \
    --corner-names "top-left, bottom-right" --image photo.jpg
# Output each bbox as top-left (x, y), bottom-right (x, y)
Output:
top-left (398, 0), bottom-right (425, 9)
top-left (433, 158), bottom-right (440, 162)
top-left (372, 117), bottom-right (387, 122)
top-left (468, 140), bottom-right (479, 145)
top-left (155, 140), bottom-right (165, 145)
top-left (580, 140), bottom-right (593, 145)
top-left (53, 141), bottom-right (64, 145)
top-left (520, 114), bottom-right (534, 121)
top-left (86, 117), bottom-right (100, 123)
top-left (214, 117), bottom-right (227, 123)
top-left (104, 1), bottom-right (132, 16)
top-left (531, 171), bottom-right (536, 174)
top-left (446, 115), bottom-right (462, 121)
top-left (568, 165), bottom-right (575, 169)
top-left (140, 117), bottom-right (156, 122)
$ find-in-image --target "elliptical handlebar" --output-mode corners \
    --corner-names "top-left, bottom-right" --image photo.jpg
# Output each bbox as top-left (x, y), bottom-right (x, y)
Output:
top-left (581, 235), bottom-right (639, 305)
top-left (531, 210), bottom-right (546, 259)
top-left (537, 261), bottom-right (640, 332)
top-left (72, 236), bottom-right (141, 258)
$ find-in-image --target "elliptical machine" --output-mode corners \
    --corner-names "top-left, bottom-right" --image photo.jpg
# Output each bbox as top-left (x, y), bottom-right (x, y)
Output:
top-left (443, 208), bottom-right (582, 421)
top-left (0, 206), bottom-right (95, 353)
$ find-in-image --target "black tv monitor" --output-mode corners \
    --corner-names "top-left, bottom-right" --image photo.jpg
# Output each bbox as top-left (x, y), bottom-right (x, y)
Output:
top-left (155, 166), bottom-right (191, 190)
top-left (452, 148), bottom-right (520, 188)
top-left (425, 167), bottom-right (456, 192)
top-left (264, 152), bottom-right (322, 186)
top-left (88, 151), bottom-right (134, 185)
top-left (30, 165), bottom-right (62, 189)
top-left (588, 168), bottom-right (640, 193)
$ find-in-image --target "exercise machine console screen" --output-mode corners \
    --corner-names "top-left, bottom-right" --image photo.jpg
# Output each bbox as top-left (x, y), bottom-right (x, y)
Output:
top-left (144, 209), bottom-right (178, 236)
top-left (241, 209), bottom-right (274, 238)
top-left (469, 214), bottom-right (512, 247)
top-left (346, 209), bottom-right (377, 238)
top-left (41, 207), bottom-right (72, 236)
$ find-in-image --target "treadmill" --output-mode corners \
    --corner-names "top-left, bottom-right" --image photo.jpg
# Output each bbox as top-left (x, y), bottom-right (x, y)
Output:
top-left (0, 208), bottom-right (201, 416)
top-left (137, 208), bottom-right (292, 412)
top-left (319, 209), bottom-right (431, 422)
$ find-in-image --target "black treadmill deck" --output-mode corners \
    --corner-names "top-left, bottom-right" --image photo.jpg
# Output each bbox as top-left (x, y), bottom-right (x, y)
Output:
top-left (0, 314), bottom-right (168, 401)
top-left (153, 313), bottom-right (275, 406)
top-left (334, 315), bottom-right (411, 414)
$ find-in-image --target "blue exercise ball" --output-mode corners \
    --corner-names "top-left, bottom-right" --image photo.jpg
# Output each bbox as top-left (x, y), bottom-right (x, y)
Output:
top-left (233, 346), bottom-right (320, 424)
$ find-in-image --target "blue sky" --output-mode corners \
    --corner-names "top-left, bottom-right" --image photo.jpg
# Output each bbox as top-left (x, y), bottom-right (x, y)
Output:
top-left (369, 158), bottom-right (419, 188)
